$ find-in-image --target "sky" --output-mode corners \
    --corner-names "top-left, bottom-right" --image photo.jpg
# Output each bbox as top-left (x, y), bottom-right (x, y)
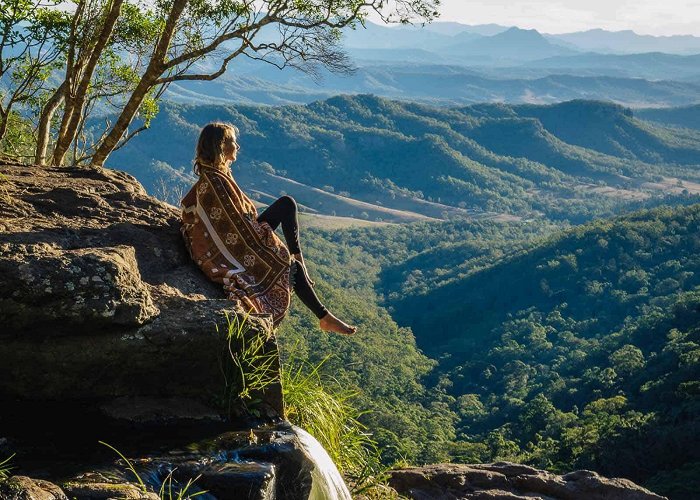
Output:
top-left (434, 0), bottom-right (700, 36)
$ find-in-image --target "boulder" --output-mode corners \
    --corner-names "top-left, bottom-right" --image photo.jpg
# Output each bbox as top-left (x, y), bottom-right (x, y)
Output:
top-left (0, 476), bottom-right (68, 500)
top-left (0, 244), bottom-right (159, 331)
top-left (193, 462), bottom-right (276, 499)
top-left (0, 164), bottom-right (284, 423)
top-left (61, 480), bottom-right (158, 500)
top-left (388, 462), bottom-right (667, 500)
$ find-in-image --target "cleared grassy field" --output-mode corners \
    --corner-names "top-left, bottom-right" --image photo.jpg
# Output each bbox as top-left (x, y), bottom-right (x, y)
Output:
top-left (300, 213), bottom-right (394, 229)
top-left (242, 172), bottom-right (439, 223)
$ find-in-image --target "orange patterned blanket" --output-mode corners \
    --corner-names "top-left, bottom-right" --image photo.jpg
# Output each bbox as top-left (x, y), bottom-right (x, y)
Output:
top-left (181, 166), bottom-right (293, 326)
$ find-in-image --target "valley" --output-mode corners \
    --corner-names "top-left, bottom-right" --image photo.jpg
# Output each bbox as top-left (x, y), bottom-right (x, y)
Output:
top-left (2, 11), bottom-right (699, 498)
top-left (109, 96), bottom-right (700, 226)
top-left (105, 92), bottom-right (700, 498)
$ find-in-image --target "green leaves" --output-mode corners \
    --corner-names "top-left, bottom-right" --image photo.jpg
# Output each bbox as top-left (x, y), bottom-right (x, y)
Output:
top-left (0, 454), bottom-right (15, 482)
top-left (115, 3), bottom-right (164, 51)
top-left (217, 311), bottom-right (279, 411)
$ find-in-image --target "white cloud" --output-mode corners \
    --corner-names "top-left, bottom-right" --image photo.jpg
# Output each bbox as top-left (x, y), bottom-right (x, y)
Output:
top-left (435, 0), bottom-right (700, 35)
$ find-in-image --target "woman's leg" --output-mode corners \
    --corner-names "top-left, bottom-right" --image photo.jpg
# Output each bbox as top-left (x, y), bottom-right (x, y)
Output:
top-left (293, 261), bottom-right (355, 334)
top-left (291, 260), bottom-right (327, 319)
top-left (257, 195), bottom-right (301, 255)
top-left (261, 197), bottom-right (356, 335)
top-left (258, 195), bottom-right (314, 285)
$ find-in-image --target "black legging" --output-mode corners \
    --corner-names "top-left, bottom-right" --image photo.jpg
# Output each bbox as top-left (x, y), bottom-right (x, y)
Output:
top-left (258, 196), bottom-right (328, 319)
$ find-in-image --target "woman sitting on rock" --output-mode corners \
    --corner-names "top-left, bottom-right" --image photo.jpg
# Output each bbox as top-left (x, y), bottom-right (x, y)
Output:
top-left (181, 122), bottom-right (356, 335)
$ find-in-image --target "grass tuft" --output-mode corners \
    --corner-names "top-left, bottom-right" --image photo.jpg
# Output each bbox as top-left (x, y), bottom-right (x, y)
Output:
top-left (0, 454), bottom-right (15, 482)
top-left (158, 469), bottom-right (207, 500)
top-left (98, 441), bottom-right (147, 493)
top-left (217, 310), bottom-right (279, 416)
top-left (281, 349), bottom-right (392, 494)
top-left (99, 441), bottom-right (206, 499)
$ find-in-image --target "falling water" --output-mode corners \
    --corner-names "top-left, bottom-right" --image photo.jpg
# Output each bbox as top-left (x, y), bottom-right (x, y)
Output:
top-left (292, 426), bottom-right (353, 500)
top-left (84, 425), bottom-right (352, 500)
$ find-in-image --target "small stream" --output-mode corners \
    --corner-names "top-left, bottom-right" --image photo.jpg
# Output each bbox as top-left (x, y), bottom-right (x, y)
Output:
top-left (0, 403), bottom-right (352, 500)
top-left (135, 425), bottom-right (352, 500)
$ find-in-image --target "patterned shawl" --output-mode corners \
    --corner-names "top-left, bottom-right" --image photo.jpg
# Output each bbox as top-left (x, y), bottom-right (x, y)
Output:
top-left (181, 164), bottom-right (293, 326)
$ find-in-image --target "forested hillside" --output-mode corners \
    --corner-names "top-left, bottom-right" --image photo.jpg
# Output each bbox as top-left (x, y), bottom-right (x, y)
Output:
top-left (315, 203), bottom-right (700, 498)
top-left (109, 96), bottom-right (700, 225)
top-left (637, 104), bottom-right (700, 131)
top-left (101, 94), bottom-right (700, 498)
top-left (277, 217), bottom-right (558, 464)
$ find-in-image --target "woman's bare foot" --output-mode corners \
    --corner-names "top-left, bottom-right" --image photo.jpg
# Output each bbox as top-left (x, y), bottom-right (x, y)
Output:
top-left (319, 312), bottom-right (357, 336)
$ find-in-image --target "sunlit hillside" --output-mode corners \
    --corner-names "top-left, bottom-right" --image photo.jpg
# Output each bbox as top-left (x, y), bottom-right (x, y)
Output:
top-left (109, 96), bottom-right (700, 225)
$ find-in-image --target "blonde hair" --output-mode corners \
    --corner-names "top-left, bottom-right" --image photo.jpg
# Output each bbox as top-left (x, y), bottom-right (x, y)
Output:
top-left (194, 122), bottom-right (239, 175)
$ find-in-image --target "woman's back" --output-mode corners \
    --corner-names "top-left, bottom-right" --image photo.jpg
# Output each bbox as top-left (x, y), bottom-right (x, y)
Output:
top-left (181, 165), bottom-right (293, 326)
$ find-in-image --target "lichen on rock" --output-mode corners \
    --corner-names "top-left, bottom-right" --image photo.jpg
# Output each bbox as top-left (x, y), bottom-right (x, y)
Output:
top-left (1, 244), bottom-right (159, 330)
top-left (0, 163), bottom-right (283, 418)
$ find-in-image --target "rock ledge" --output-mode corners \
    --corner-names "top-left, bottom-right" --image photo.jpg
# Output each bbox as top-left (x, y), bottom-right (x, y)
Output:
top-left (388, 462), bottom-right (666, 500)
top-left (0, 164), bottom-right (283, 420)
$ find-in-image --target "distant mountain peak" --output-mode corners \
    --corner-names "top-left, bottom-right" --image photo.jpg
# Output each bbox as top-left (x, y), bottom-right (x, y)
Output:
top-left (549, 28), bottom-right (700, 54)
top-left (486, 26), bottom-right (559, 47)
top-left (504, 26), bottom-right (537, 33)
top-left (499, 26), bottom-right (544, 37)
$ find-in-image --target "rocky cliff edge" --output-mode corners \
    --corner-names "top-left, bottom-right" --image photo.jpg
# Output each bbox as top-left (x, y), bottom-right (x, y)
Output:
top-left (0, 163), bottom-right (284, 421)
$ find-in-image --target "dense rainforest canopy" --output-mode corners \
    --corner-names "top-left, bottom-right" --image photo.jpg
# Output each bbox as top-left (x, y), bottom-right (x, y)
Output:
top-left (283, 203), bottom-right (700, 499)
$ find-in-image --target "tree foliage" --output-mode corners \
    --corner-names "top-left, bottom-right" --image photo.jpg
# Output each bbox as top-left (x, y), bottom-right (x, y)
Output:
top-left (0, 0), bottom-right (439, 165)
top-left (276, 201), bottom-right (700, 498)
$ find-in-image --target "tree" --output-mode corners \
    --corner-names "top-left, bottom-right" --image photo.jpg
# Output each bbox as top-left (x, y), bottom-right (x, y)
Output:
top-left (44, 0), bottom-right (168, 165)
top-left (609, 345), bottom-right (645, 376)
top-left (49, 0), bottom-right (128, 165)
top-left (0, 0), bottom-right (67, 153)
top-left (89, 0), bottom-right (440, 167)
top-left (16, 0), bottom-right (439, 166)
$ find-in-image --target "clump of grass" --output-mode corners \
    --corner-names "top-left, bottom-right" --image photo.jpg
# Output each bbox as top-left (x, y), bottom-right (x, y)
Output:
top-left (99, 441), bottom-right (206, 499)
top-left (217, 311), bottom-right (280, 416)
top-left (157, 469), bottom-right (206, 500)
top-left (0, 454), bottom-right (15, 481)
top-left (281, 352), bottom-right (383, 485)
top-left (98, 441), bottom-right (147, 492)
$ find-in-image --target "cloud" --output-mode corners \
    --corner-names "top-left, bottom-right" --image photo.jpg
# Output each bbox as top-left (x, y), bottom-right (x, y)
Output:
top-left (437, 0), bottom-right (700, 35)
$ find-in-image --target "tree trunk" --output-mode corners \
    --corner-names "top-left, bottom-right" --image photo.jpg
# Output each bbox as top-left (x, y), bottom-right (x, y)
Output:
top-left (49, 0), bottom-right (85, 165)
top-left (90, 0), bottom-right (188, 168)
top-left (0, 109), bottom-right (9, 146)
top-left (34, 82), bottom-right (66, 165)
top-left (52, 0), bottom-right (125, 166)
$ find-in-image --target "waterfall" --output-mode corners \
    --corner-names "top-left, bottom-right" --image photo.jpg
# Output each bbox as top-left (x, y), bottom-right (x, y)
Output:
top-left (110, 425), bottom-right (353, 500)
top-left (292, 426), bottom-right (353, 500)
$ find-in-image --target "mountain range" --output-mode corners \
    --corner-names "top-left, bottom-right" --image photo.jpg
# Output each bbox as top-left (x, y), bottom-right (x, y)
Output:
top-left (165, 61), bottom-right (700, 108)
top-left (108, 96), bottom-right (700, 228)
top-left (346, 21), bottom-right (700, 55)
top-left (160, 22), bottom-right (700, 108)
